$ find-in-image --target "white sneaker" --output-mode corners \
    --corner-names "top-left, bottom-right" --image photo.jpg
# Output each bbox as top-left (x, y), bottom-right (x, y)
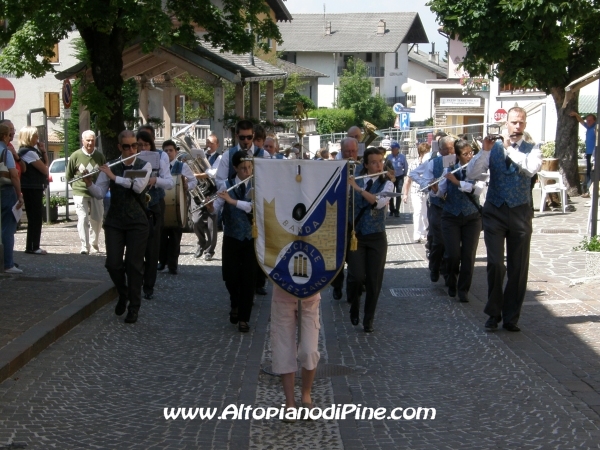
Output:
top-left (5, 266), bottom-right (23, 274)
top-left (80, 248), bottom-right (88, 255)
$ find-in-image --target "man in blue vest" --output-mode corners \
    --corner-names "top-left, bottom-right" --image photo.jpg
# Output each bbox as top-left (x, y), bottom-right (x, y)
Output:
top-left (467, 107), bottom-right (542, 332)
top-left (411, 135), bottom-right (455, 282)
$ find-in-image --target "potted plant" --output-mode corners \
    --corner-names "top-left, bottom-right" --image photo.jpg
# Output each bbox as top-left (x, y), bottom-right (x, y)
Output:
top-left (540, 141), bottom-right (559, 171)
top-left (42, 195), bottom-right (68, 222)
top-left (573, 235), bottom-right (600, 278)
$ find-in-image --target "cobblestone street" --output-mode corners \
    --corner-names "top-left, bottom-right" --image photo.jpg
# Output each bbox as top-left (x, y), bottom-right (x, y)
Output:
top-left (1, 196), bottom-right (599, 449)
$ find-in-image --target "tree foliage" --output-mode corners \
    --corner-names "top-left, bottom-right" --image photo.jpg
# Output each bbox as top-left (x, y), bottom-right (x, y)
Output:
top-left (336, 58), bottom-right (394, 129)
top-left (427, 0), bottom-right (600, 193)
top-left (0, 0), bottom-right (281, 158)
top-left (278, 91), bottom-right (315, 117)
top-left (308, 108), bottom-right (356, 134)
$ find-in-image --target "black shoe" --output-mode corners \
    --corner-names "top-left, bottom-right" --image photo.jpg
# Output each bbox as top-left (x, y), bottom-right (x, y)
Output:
top-left (394, 212), bottom-right (399, 217)
top-left (255, 286), bottom-right (267, 295)
top-left (444, 274), bottom-right (450, 287)
top-left (389, 211), bottom-right (395, 217)
top-left (168, 269), bottom-right (178, 275)
top-left (350, 313), bottom-right (359, 326)
top-left (485, 316), bottom-right (500, 331)
top-left (124, 310), bottom-right (138, 324)
top-left (448, 286), bottom-right (457, 297)
top-left (194, 246), bottom-right (204, 258)
top-left (333, 288), bottom-right (342, 300)
top-left (458, 292), bottom-right (469, 303)
top-left (430, 271), bottom-right (439, 282)
top-left (238, 321), bottom-right (250, 332)
top-left (157, 263), bottom-right (165, 271)
top-left (364, 325), bottom-right (374, 333)
top-left (503, 323), bottom-right (521, 332)
top-left (144, 292), bottom-right (153, 300)
top-left (115, 298), bottom-right (127, 316)
top-left (229, 308), bottom-right (239, 324)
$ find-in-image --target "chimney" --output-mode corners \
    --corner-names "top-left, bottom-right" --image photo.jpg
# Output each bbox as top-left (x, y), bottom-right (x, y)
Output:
top-left (414, 44), bottom-right (419, 54)
top-left (325, 21), bottom-right (331, 36)
top-left (377, 19), bottom-right (386, 36)
top-left (435, 52), bottom-right (439, 65)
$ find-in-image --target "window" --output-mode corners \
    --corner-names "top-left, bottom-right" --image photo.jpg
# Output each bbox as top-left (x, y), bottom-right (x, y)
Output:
top-left (44, 92), bottom-right (60, 117)
top-left (48, 43), bottom-right (59, 63)
top-left (407, 94), bottom-right (417, 106)
top-left (366, 53), bottom-right (372, 62)
top-left (395, 52), bottom-right (399, 69)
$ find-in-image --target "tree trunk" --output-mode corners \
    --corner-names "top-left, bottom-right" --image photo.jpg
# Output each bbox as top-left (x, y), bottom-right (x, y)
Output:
top-left (551, 87), bottom-right (581, 196)
top-left (78, 26), bottom-right (127, 160)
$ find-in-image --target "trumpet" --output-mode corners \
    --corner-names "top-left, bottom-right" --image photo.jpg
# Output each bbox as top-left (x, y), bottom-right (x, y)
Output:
top-left (419, 163), bottom-right (470, 192)
top-left (190, 175), bottom-right (253, 214)
top-left (68, 154), bottom-right (138, 184)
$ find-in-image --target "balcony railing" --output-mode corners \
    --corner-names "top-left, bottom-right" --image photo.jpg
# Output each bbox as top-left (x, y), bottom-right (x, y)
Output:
top-left (337, 66), bottom-right (385, 77)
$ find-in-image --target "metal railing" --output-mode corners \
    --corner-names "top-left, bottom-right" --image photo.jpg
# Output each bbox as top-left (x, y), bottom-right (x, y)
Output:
top-left (337, 66), bottom-right (385, 77)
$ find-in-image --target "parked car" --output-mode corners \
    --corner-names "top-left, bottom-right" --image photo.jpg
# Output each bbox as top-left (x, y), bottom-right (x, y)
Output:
top-left (48, 157), bottom-right (73, 199)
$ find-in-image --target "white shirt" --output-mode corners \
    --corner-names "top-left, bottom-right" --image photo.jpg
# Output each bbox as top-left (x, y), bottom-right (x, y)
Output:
top-left (154, 151), bottom-right (175, 191)
top-left (361, 175), bottom-right (394, 209)
top-left (205, 151), bottom-right (222, 179)
top-left (212, 175), bottom-right (253, 214)
top-left (215, 144), bottom-right (270, 190)
top-left (87, 159), bottom-right (151, 199)
top-left (20, 147), bottom-right (41, 164)
top-left (434, 167), bottom-right (486, 198)
top-left (466, 140), bottom-right (542, 180)
top-left (409, 157), bottom-right (447, 198)
top-left (172, 161), bottom-right (198, 192)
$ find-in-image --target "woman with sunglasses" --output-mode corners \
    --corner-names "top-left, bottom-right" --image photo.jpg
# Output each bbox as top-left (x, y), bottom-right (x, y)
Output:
top-left (432, 140), bottom-right (484, 302)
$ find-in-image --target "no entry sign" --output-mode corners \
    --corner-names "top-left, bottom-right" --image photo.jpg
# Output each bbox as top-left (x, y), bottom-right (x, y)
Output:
top-left (0, 77), bottom-right (16, 112)
top-left (62, 79), bottom-right (72, 109)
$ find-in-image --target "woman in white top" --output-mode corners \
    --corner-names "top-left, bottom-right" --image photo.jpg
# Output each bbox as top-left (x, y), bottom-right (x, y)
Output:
top-left (403, 143), bottom-right (430, 242)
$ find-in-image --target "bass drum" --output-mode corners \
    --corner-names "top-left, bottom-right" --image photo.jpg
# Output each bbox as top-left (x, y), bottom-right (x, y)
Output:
top-left (163, 174), bottom-right (188, 229)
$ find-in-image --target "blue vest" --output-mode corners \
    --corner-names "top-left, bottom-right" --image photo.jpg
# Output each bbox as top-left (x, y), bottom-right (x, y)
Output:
top-left (147, 149), bottom-right (166, 207)
top-left (274, 153), bottom-right (285, 159)
top-left (208, 151), bottom-right (220, 166)
top-left (222, 178), bottom-right (253, 241)
top-left (228, 145), bottom-right (264, 179)
top-left (486, 141), bottom-right (533, 208)
top-left (443, 165), bottom-right (480, 217)
top-left (429, 156), bottom-right (445, 208)
top-left (170, 160), bottom-right (183, 176)
top-left (352, 176), bottom-right (386, 236)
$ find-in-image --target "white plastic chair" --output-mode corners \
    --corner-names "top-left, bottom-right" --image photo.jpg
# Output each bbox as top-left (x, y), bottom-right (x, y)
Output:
top-left (538, 171), bottom-right (567, 213)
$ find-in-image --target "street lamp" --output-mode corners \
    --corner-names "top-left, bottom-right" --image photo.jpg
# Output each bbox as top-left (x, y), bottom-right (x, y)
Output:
top-left (401, 83), bottom-right (412, 107)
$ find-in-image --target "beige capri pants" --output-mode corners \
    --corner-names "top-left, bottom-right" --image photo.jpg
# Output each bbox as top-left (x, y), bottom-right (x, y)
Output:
top-left (270, 286), bottom-right (321, 375)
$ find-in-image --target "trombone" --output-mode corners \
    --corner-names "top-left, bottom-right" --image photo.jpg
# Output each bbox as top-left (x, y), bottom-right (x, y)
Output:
top-left (68, 154), bottom-right (138, 184)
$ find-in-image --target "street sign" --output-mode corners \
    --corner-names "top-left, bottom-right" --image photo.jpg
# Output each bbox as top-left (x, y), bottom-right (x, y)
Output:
top-left (62, 79), bottom-right (72, 109)
top-left (494, 108), bottom-right (507, 122)
top-left (393, 103), bottom-right (415, 114)
top-left (400, 113), bottom-right (410, 131)
top-left (0, 77), bottom-right (16, 112)
top-left (63, 109), bottom-right (71, 119)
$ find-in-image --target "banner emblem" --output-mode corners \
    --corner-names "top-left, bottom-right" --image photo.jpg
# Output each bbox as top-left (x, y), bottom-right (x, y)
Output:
top-left (254, 159), bottom-right (349, 298)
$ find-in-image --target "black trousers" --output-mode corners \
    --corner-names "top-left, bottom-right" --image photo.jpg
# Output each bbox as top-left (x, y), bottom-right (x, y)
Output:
top-left (105, 223), bottom-right (149, 312)
top-left (143, 199), bottom-right (164, 296)
top-left (441, 211), bottom-right (481, 295)
top-left (482, 202), bottom-right (532, 325)
top-left (347, 232), bottom-right (387, 328)
top-left (222, 235), bottom-right (256, 322)
top-left (193, 209), bottom-right (218, 255)
top-left (159, 226), bottom-right (183, 271)
top-left (389, 177), bottom-right (405, 213)
top-left (427, 202), bottom-right (446, 275)
top-left (22, 189), bottom-right (44, 252)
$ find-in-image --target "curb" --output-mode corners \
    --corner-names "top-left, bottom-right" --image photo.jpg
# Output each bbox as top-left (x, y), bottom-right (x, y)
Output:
top-left (0, 281), bottom-right (117, 384)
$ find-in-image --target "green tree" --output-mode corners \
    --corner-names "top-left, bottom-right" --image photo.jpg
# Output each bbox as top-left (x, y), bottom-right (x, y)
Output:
top-left (337, 58), bottom-right (395, 129)
top-left (428, 0), bottom-right (600, 194)
top-left (0, 0), bottom-right (281, 159)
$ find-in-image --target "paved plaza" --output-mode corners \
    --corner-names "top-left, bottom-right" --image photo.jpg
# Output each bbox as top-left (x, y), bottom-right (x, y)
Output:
top-left (0, 195), bottom-right (599, 449)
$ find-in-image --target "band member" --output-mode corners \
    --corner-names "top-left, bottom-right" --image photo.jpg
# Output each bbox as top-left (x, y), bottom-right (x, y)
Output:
top-left (385, 141), bottom-right (407, 217)
top-left (347, 147), bottom-right (393, 332)
top-left (85, 131), bottom-right (151, 323)
top-left (433, 140), bottom-right (484, 302)
top-left (467, 107), bottom-right (542, 332)
top-left (211, 151), bottom-right (256, 332)
top-left (215, 120), bottom-right (270, 190)
top-left (193, 133), bottom-right (221, 260)
top-left (137, 130), bottom-right (174, 299)
top-left (410, 135), bottom-right (455, 282)
top-left (331, 137), bottom-right (360, 300)
top-left (158, 140), bottom-right (198, 274)
top-left (66, 130), bottom-right (106, 254)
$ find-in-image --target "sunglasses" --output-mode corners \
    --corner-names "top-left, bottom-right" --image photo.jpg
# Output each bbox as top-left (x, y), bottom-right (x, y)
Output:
top-left (238, 135), bottom-right (253, 141)
top-left (121, 143), bottom-right (139, 150)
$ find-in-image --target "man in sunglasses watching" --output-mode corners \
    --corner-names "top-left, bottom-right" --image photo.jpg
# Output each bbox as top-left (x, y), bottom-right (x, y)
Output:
top-left (215, 120), bottom-right (270, 190)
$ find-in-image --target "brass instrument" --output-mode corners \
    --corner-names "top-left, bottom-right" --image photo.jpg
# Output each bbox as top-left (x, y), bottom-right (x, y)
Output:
top-left (361, 120), bottom-right (384, 147)
top-left (171, 122), bottom-right (216, 206)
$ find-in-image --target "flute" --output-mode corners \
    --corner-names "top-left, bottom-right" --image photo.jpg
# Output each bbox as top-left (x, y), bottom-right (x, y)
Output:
top-left (190, 175), bottom-right (253, 213)
top-left (68, 154), bottom-right (138, 184)
top-left (419, 163), bottom-right (469, 192)
top-left (353, 171), bottom-right (389, 180)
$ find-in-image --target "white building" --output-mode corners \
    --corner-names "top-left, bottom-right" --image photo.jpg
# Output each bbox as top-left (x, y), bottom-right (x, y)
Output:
top-left (278, 13), bottom-right (429, 108)
top-left (406, 44), bottom-right (447, 124)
